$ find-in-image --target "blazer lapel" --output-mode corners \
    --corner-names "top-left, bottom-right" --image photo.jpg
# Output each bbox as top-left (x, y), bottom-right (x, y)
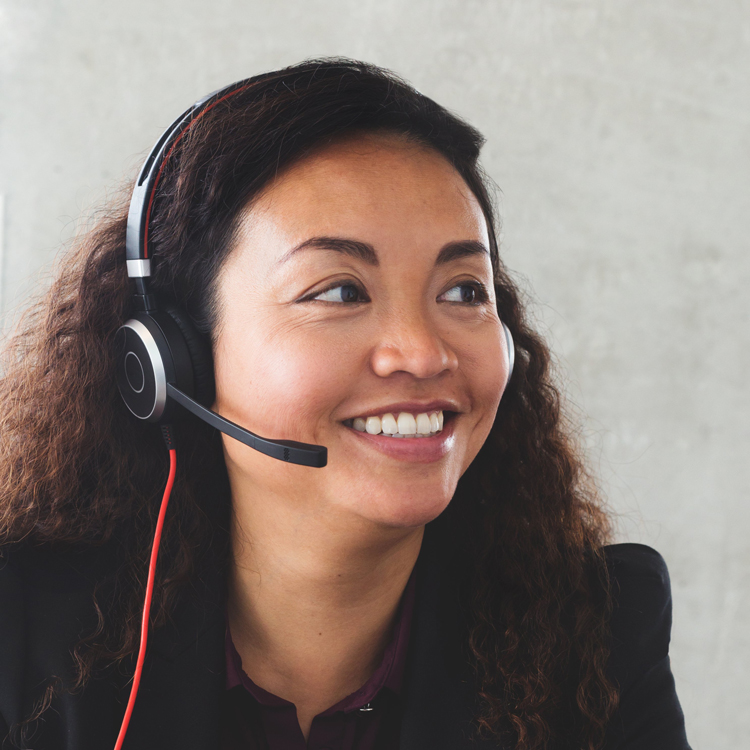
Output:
top-left (399, 526), bottom-right (504, 750)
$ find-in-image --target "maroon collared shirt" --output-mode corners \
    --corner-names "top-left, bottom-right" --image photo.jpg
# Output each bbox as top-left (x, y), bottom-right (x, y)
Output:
top-left (220, 566), bottom-right (417, 750)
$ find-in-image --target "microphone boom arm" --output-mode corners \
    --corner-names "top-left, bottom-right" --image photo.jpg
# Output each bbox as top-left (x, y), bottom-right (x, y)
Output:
top-left (166, 383), bottom-right (327, 468)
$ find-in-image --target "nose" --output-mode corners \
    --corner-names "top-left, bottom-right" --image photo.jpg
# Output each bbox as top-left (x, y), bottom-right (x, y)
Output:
top-left (370, 306), bottom-right (459, 379)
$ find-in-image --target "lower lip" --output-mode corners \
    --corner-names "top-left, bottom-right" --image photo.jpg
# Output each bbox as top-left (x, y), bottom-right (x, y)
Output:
top-left (342, 415), bottom-right (457, 463)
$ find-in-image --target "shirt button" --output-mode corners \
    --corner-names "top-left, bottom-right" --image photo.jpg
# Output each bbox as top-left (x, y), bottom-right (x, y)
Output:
top-left (359, 702), bottom-right (375, 712)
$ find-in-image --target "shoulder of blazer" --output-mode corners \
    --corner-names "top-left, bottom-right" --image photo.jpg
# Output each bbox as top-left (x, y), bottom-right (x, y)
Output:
top-left (0, 542), bottom-right (125, 749)
top-left (0, 542), bottom-right (227, 750)
top-left (602, 543), bottom-right (691, 750)
top-left (400, 539), bottom-right (691, 750)
top-left (603, 543), bottom-right (674, 689)
top-left (0, 545), bottom-right (25, 738)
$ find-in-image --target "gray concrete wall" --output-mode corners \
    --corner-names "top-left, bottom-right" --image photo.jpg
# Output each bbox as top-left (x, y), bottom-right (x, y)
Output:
top-left (1, 1), bottom-right (747, 746)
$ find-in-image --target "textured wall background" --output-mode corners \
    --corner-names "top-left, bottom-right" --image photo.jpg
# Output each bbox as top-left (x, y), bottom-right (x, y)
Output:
top-left (1, 1), bottom-right (748, 746)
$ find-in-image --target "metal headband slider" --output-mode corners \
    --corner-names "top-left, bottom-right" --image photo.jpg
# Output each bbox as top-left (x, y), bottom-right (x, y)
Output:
top-left (127, 259), bottom-right (152, 278)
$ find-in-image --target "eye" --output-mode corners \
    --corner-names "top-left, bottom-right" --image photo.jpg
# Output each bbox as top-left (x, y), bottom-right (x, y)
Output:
top-left (438, 281), bottom-right (490, 305)
top-left (309, 282), bottom-right (368, 304)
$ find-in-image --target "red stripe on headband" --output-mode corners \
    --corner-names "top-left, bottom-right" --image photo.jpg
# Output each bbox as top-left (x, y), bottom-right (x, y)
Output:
top-left (143, 84), bottom-right (252, 259)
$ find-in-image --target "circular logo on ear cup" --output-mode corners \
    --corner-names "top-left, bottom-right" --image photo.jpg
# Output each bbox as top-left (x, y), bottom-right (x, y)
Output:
top-left (124, 351), bottom-right (145, 394)
top-left (115, 318), bottom-right (167, 421)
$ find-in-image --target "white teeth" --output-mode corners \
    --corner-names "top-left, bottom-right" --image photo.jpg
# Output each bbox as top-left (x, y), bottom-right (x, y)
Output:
top-left (397, 412), bottom-right (417, 435)
top-left (347, 410), bottom-right (447, 437)
top-left (416, 413), bottom-right (432, 435)
top-left (381, 413), bottom-right (398, 435)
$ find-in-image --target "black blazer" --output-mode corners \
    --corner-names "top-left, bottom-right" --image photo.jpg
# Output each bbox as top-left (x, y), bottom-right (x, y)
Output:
top-left (0, 531), bottom-right (691, 750)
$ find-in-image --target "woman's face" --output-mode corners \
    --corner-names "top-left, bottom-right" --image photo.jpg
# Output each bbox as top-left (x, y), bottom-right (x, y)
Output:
top-left (213, 132), bottom-right (510, 529)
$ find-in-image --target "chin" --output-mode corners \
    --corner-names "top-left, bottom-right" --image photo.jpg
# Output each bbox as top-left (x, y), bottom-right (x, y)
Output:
top-left (352, 489), bottom-right (454, 529)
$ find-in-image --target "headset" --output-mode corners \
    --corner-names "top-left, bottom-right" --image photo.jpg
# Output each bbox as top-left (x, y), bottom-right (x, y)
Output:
top-left (113, 78), bottom-right (515, 464)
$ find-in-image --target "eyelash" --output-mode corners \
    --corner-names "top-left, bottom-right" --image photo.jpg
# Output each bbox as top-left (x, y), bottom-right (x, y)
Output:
top-left (303, 280), bottom-right (491, 305)
top-left (441, 281), bottom-right (491, 305)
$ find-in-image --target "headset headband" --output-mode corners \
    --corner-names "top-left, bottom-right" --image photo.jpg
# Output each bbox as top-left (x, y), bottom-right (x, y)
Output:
top-left (125, 82), bottom-right (252, 280)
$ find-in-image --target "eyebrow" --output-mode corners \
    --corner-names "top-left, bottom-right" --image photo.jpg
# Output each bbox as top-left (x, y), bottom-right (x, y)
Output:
top-left (276, 236), bottom-right (489, 267)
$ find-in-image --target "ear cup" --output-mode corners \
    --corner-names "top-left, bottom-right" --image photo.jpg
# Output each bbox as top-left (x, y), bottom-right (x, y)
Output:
top-left (160, 303), bottom-right (215, 406)
top-left (115, 308), bottom-right (201, 422)
top-left (502, 321), bottom-right (515, 387)
top-left (115, 314), bottom-right (173, 422)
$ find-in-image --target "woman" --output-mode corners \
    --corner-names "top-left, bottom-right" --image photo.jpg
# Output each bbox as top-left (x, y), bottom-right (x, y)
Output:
top-left (0, 59), bottom-right (690, 749)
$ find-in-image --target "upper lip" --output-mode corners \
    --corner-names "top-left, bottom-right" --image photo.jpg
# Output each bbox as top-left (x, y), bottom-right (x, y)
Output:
top-left (343, 400), bottom-right (462, 420)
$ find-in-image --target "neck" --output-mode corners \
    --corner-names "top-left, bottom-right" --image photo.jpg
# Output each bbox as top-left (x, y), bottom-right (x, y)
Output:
top-left (226, 482), bottom-right (423, 739)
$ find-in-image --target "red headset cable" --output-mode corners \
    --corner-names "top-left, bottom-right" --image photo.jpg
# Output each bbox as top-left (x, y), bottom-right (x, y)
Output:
top-left (114, 425), bottom-right (177, 750)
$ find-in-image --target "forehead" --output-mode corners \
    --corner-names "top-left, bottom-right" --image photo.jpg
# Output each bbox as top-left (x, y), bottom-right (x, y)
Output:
top-left (235, 132), bottom-right (489, 261)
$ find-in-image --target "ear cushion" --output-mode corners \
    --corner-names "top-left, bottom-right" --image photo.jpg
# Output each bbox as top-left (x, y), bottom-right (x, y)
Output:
top-left (161, 303), bottom-right (216, 406)
top-left (502, 322), bottom-right (515, 387)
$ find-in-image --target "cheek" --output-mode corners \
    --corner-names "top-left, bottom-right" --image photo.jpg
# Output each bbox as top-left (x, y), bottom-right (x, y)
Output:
top-left (212, 320), bottom-right (355, 441)
top-left (459, 326), bottom-right (509, 435)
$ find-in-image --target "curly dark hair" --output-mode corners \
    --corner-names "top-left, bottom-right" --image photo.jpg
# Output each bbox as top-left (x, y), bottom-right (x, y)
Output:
top-left (0, 58), bottom-right (617, 749)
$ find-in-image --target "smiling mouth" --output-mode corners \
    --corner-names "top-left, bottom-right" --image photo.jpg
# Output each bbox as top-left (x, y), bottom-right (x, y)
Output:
top-left (342, 409), bottom-right (454, 438)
